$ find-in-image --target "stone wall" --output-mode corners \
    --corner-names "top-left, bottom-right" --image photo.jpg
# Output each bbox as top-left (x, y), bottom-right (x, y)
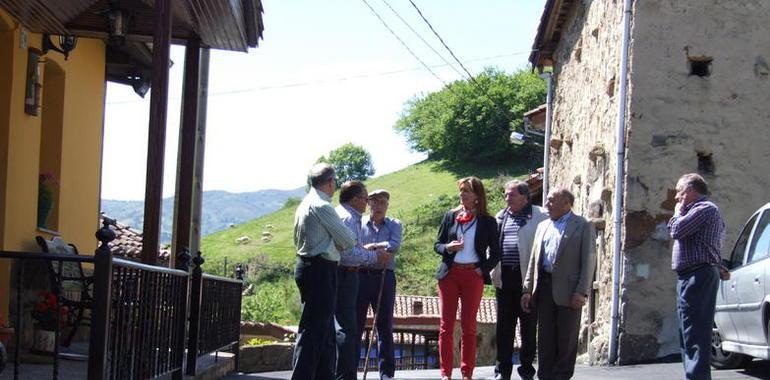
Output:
top-left (617, 0), bottom-right (770, 364)
top-left (545, 0), bottom-right (626, 365)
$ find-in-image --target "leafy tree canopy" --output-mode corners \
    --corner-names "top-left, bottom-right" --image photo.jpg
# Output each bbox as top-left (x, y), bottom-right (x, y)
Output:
top-left (317, 143), bottom-right (375, 183)
top-left (394, 67), bottom-right (546, 163)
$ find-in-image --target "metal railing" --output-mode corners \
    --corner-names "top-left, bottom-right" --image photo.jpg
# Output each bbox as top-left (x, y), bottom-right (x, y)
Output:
top-left (0, 220), bottom-right (244, 379)
top-left (358, 328), bottom-right (439, 372)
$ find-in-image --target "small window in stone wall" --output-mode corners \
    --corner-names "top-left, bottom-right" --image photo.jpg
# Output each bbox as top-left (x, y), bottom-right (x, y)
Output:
top-left (688, 56), bottom-right (712, 77)
top-left (697, 153), bottom-right (715, 175)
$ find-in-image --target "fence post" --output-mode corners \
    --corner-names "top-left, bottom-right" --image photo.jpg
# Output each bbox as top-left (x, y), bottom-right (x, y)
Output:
top-left (171, 248), bottom-right (191, 380)
top-left (186, 251), bottom-right (204, 375)
top-left (234, 263), bottom-right (244, 371)
top-left (87, 218), bottom-right (116, 380)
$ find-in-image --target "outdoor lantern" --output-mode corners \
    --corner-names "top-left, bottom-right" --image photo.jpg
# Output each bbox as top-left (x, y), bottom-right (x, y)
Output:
top-left (24, 48), bottom-right (42, 115)
top-left (105, 8), bottom-right (131, 46)
top-left (42, 34), bottom-right (78, 60)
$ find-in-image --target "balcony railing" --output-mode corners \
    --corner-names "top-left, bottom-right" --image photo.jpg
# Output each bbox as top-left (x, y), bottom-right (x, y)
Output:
top-left (0, 220), bottom-right (244, 379)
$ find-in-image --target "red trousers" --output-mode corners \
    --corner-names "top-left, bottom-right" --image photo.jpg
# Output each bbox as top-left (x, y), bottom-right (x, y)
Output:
top-left (437, 266), bottom-right (484, 378)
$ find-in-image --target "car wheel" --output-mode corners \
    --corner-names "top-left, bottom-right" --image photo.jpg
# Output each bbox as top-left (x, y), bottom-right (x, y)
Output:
top-left (711, 326), bottom-right (750, 369)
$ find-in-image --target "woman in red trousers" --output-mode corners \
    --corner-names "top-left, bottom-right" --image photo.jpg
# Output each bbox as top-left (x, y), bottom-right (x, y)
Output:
top-left (434, 176), bottom-right (500, 380)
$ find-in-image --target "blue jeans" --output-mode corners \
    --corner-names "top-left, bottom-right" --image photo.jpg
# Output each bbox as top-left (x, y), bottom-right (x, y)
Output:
top-left (335, 269), bottom-right (360, 380)
top-left (356, 269), bottom-right (396, 378)
top-left (677, 265), bottom-right (718, 380)
top-left (292, 257), bottom-right (338, 380)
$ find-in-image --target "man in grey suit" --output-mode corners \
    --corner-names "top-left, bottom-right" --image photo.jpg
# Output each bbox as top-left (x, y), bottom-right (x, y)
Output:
top-left (521, 188), bottom-right (596, 380)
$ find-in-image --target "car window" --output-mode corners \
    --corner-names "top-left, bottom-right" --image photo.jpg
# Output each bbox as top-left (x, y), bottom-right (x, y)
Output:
top-left (731, 213), bottom-right (758, 267)
top-left (748, 211), bottom-right (770, 263)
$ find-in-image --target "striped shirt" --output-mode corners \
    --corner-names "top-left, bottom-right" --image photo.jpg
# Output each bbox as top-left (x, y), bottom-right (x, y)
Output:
top-left (501, 205), bottom-right (531, 267)
top-left (293, 187), bottom-right (356, 261)
top-left (336, 203), bottom-right (378, 267)
top-left (668, 197), bottom-right (725, 272)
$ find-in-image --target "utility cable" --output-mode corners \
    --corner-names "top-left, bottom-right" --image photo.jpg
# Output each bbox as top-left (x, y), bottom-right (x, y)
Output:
top-left (379, 0), bottom-right (464, 78)
top-left (360, 0), bottom-right (449, 87)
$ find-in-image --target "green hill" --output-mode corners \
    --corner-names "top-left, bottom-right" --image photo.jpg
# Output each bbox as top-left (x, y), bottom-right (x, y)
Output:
top-left (200, 159), bottom-right (532, 323)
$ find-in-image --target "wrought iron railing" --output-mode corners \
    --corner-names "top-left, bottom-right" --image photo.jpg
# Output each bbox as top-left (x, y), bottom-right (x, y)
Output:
top-left (104, 259), bottom-right (189, 379)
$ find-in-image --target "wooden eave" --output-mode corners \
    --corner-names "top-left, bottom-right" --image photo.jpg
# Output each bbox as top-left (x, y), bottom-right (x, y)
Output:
top-left (0, 0), bottom-right (264, 51)
top-left (529, 0), bottom-right (576, 68)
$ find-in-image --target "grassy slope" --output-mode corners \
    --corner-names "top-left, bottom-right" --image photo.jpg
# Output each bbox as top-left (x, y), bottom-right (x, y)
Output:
top-left (200, 159), bottom-right (531, 322)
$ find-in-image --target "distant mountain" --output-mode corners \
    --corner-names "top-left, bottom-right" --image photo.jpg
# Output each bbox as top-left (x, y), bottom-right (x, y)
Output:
top-left (101, 188), bottom-right (307, 244)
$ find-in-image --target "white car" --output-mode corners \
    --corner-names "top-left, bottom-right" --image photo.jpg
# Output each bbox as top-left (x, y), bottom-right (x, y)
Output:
top-left (713, 202), bottom-right (770, 368)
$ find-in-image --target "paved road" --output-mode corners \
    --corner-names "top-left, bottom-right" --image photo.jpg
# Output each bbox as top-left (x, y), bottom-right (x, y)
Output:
top-left (227, 361), bottom-right (770, 380)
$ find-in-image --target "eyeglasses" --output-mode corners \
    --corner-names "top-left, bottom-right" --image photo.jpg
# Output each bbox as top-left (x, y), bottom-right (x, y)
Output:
top-left (368, 199), bottom-right (389, 206)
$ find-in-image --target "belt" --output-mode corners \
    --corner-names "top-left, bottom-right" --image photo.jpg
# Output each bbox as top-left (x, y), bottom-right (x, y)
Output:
top-left (360, 268), bottom-right (393, 275)
top-left (452, 263), bottom-right (478, 270)
top-left (338, 265), bottom-right (359, 273)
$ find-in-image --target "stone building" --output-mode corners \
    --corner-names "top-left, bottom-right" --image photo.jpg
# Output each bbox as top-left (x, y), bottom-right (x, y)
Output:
top-left (530, 0), bottom-right (770, 365)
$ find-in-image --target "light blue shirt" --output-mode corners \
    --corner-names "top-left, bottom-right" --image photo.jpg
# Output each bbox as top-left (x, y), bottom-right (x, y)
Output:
top-left (336, 203), bottom-right (378, 267)
top-left (361, 216), bottom-right (403, 270)
top-left (541, 211), bottom-right (573, 273)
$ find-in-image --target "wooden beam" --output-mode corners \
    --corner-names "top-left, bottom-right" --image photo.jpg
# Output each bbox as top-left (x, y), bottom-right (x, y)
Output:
top-left (190, 48), bottom-right (211, 258)
top-left (171, 38), bottom-right (201, 266)
top-left (141, 0), bottom-right (172, 265)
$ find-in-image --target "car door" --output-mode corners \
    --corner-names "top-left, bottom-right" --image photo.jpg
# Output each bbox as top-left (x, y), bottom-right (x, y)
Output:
top-left (735, 209), bottom-right (770, 344)
top-left (716, 212), bottom-right (758, 343)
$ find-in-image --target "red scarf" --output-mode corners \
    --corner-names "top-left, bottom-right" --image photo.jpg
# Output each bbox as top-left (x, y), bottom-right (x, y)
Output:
top-left (455, 210), bottom-right (475, 224)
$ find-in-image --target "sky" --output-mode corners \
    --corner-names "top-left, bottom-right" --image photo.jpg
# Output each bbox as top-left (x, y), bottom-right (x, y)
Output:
top-left (101, 0), bottom-right (546, 200)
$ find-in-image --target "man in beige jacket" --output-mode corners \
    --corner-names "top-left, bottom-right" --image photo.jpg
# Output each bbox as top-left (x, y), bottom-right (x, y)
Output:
top-left (521, 188), bottom-right (596, 380)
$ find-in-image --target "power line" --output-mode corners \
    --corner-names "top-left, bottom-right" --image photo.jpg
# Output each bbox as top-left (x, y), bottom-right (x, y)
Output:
top-left (359, 0), bottom-right (449, 87)
top-left (407, 0), bottom-right (482, 89)
top-left (105, 52), bottom-right (529, 105)
top-left (379, 0), bottom-right (464, 78)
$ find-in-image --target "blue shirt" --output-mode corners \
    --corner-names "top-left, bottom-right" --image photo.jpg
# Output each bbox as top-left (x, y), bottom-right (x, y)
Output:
top-left (541, 211), bottom-right (573, 273)
top-left (668, 197), bottom-right (725, 272)
top-left (336, 203), bottom-right (378, 267)
top-left (360, 216), bottom-right (403, 270)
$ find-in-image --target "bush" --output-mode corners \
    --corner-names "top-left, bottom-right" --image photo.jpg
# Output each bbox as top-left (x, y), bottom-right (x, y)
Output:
top-left (241, 280), bottom-right (298, 324)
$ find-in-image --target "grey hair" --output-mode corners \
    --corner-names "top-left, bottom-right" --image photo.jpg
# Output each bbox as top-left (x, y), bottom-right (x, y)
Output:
top-left (309, 163), bottom-right (336, 188)
top-left (504, 179), bottom-right (530, 198)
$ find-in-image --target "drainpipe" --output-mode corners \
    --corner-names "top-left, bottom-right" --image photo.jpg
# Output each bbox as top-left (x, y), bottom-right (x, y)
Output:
top-left (540, 72), bottom-right (553, 203)
top-left (609, 0), bottom-right (634, 365)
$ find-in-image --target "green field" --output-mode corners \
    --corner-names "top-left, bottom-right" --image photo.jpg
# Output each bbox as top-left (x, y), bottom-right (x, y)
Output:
top-left (200, 159), bottom-right (532, 323)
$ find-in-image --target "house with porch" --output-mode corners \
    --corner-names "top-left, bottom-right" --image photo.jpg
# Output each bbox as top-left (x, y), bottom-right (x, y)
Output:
top-left (0, 0), bottom-right (264, 378)
top-left (530, 0), bottom-right (770, 365)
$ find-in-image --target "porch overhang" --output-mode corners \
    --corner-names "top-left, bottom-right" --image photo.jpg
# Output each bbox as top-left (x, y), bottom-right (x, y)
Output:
top-left (0, 0), bottom-right (264, 51)
top-left (529, 0), bottom-right (576, 69)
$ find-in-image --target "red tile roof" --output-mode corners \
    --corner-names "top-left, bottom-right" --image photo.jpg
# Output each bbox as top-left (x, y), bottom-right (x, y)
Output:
top-left (101, 214), bottom-right (170, 264)
top-left (368, 295), bottom-right (497, 325)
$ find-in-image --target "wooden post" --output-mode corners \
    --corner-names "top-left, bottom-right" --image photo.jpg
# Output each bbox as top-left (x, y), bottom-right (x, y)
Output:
top-left (87, 219), bottom-right (116, 380)
top-left (171, 39), bottom-right (201, 266)
top-left (190, 48), bottom-right (210, 258)
top-left (141, 0), bottom-right (172, 265)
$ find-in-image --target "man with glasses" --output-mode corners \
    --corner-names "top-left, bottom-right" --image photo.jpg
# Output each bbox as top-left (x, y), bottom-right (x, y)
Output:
top-left (292, 163), bottom-right (357, 380)
top-left (355, 189), bottom-right (402, 380)
top-left (335, 181), bottom-right (392, 380)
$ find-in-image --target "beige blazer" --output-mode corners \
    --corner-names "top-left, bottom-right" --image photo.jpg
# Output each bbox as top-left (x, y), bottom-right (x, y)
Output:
top-left (523, 213), bottom-right (596, 307)
top-left (491, 205), bottom-right (548, 288)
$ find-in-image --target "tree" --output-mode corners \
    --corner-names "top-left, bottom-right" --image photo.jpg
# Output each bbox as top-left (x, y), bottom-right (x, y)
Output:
top-left (317, 143), bottom-right (375, 183)
top-left (394, 67), bottom-right (546, 163)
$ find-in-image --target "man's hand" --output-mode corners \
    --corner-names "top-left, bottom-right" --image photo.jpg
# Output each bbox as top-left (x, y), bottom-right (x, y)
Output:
top-left (569, 292), bottom-right (587, 310)
top-left (375, 250), bottom-right (392, 265)
top-left (363, 243), bottom-right (378, 250)
top-left (474, 268), bottom-right (483, 278)
top-left (674, 201), bottom-right (683, 216)
top-left (446, 240), bottom-right (464, 253)
top-left (521, 293), bottom-right (532, 313)
top-left (719, 266), bottom-right (731, 281)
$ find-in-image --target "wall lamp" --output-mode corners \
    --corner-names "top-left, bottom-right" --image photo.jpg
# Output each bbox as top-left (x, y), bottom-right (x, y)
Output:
top-left (42, 34), bottom-right (78, 60)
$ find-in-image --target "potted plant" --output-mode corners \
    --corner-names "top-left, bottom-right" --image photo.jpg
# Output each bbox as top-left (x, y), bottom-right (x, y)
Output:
top-left (29, 291), bottom-right (67, 354)
top-left (37, 171), bottom-right (58, 229)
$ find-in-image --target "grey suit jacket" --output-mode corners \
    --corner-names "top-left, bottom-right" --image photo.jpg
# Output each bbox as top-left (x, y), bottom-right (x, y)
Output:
top-left (523, 213), bottom-right (596, 307)
top-left (490, 205), bottom-right (548, 288)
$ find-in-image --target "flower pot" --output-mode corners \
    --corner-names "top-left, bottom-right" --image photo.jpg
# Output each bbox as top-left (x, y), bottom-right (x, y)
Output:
top-left (32, 329), bottom-right (56, 354)
top-left (37, 196), bottom-right (52, 228)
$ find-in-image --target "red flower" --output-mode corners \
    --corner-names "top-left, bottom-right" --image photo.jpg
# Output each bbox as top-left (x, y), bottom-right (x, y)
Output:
top-left (455, 211), bottom-right (475, 224)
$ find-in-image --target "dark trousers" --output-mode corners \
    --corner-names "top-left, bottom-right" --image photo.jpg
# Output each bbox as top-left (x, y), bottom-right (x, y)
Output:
top-left (356, 270), bottom-right (397, 378)
top-left (335, 269), bottom-right (360, 380)
top-left (677, 265), bottom-right (718, 380)
top-left (494, 265), bottom-right (537, 380)
top-left (292, 257), bottom-right (338, 380)
top-left (536, 272), bottom-right (581, 380)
